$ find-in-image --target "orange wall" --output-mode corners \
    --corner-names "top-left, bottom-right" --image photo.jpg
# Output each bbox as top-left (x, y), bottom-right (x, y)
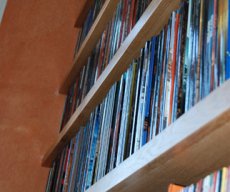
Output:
top-left (0, 0), bottom-right (84, 191)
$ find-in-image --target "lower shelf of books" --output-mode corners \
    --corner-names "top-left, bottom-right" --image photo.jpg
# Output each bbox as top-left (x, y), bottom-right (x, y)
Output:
top-left (169, 166), bottom-right (230, 192)
top-left (85, 80), bottom-right (230, 192)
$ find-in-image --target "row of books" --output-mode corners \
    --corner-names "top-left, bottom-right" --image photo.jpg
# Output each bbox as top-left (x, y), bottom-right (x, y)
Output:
top-left (75, 0), bottom-right (105, 52)
top-left (75, 0), bottom-right (152, 53)
top-left (183, 0), bottom-right (230, 111)
top-left (60, 0), bottom-right (152, 131)
top-left (168, 166), bottom-right (230, 192)
top-left (46, 0), bottom-right (230, 191)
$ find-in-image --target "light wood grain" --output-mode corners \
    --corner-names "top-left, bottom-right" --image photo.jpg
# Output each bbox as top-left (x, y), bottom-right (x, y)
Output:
top-left (85, 80), bottom-right (230, 192)
top-left (42, 0), bottom-right (181, 167)
top-left (60, 0), bottom-right (120, 94)
top-left (74, 0), bottom-right (94, 28)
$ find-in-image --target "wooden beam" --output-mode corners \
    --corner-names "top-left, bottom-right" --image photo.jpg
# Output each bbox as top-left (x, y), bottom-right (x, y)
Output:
top-left (86, 80), bottom-right (230, 192)
top-left (60, 0), bottom-right (120, 94)
top-left (42, 0), bottom-right (181, 167)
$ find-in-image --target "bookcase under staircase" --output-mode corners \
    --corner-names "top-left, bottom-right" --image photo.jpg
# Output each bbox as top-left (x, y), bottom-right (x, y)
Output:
top-left (42, 0), bottom-right (230, 191)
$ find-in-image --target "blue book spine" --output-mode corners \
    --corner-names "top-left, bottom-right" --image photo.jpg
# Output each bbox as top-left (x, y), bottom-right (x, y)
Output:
top-left (226, 0), bottom-right (230, 80)
top-left (142, 38), bottom-right (156, 146)
top-left (145, 37), bottom-right (156, 117)
top-left (85, 108), bottom-right (100, 189)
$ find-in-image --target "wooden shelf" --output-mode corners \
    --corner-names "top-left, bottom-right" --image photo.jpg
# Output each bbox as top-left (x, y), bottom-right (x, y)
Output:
top-left (43, 0), bottom-right (181, 167)
top-left (74, 0), bottom-right (94, 28)
top-left (42, 0), bottom-right (181, 167)
top-left (60, 0), bottom-right (120, 94)
top-left (86, 80), bottom-right (230, 192)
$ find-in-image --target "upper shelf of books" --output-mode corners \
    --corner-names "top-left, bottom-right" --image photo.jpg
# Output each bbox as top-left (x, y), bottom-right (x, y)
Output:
top-left (60, 0), bottom-right (119, 93)
top-left (59, 0), bottom-right (169, 94)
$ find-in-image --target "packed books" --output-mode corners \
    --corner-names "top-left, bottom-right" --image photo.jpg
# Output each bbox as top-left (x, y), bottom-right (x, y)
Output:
top-left (60, 0), bottom-right (152, 131)
top-left (46, 0), bottom-right (230, 191)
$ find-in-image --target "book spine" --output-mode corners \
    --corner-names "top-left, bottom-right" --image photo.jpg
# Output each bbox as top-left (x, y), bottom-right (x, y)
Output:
top-left (226, 0), bottom-right (230, 80)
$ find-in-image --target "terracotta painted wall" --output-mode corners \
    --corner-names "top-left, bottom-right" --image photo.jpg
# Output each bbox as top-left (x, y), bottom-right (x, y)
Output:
top-left (0, 0), bottom-right (84, 191)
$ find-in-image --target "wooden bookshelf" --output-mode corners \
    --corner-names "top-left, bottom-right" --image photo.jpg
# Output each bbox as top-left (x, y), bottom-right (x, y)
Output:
top-left (86, 80), bottom-right (230, 192)
top-left (42, 0), bottom-right (181, 167)
top-left (60, 0), bottom-right (120, 94)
